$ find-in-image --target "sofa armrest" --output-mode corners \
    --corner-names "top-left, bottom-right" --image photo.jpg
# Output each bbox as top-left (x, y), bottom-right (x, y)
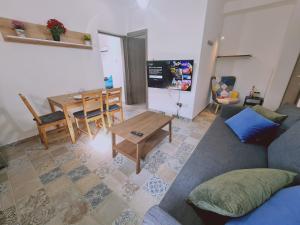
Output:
top-left (220, 105), bottom-right (245, 119)
top-left (143, 206), bottom-right (182, 225)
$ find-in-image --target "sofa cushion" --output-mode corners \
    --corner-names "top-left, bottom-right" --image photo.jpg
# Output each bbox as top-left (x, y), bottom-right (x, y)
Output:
top-left (159, 116), bottom-right (268, 225)
top-left (143, 206), bottom-right (182, 225)
top-left (225, 108), bottom-right (279, 143)
top-left (226, 186), bottom-right (300, 225)
top-left (187, 168), bottom-right (296, 217)
top-left (268, 120), bottom-right (300, 174)
top-left (276, 104), bottom-right (300, 130)
top-left (220, 105), bottom-right (244, 120)
top-left (252, 105), bottom-right (287, 123)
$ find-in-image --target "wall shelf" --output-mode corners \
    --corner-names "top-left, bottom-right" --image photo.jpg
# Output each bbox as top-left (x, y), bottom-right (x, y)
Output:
top-left (0, 17), bottom-right (93, 50)
top-left (3, 35), bottom-right (92, 49)
top-left (217, 54), bottom-right (252, 59)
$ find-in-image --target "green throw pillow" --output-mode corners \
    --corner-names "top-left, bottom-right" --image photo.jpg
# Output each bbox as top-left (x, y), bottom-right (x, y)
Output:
top-left (252, 105), bottom-right (287, 123)
top-left (187, 168), bottom-right (297, 217)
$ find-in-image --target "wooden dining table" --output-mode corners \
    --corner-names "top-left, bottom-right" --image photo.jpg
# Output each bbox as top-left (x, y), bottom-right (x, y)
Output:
top-left (47, 89), bottom-right (103, 143)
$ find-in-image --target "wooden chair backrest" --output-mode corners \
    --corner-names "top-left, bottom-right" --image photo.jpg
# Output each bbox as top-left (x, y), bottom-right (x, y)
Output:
top-left (105, 87), bottom-right (122, 108)
top-left (81, 90), bottom-right (104, 117)
top-left (19, 93), bottom-right (42, 124)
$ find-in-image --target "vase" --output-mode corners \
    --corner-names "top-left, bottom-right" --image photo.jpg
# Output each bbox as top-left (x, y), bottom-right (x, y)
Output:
top-left (51, 31), bottom-right (61, 42)
top-left (84, 40), bottom-right (92, 46)
top-left (15, 29), bottom-right (26, 38)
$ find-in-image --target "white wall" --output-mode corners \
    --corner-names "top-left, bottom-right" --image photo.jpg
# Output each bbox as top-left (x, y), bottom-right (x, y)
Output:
top-left (0, 0), bottom-right (129, 146)
top-left (127, 0), bottom-right (208, 119)
top-left (264, 0), bottom-right (300, 109)
top-left (215, 0), bottom-right (296, 105)
top-left (98, 34), bottom-right (126, 102)
top-left (192, 0), bottom-right (225, 117)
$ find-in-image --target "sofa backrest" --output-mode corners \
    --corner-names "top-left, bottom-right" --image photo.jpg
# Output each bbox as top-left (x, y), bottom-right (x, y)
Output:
top-left (268, 120), bottom-right (300, 174)
top-left (276, 104), bottom-right (300, 130)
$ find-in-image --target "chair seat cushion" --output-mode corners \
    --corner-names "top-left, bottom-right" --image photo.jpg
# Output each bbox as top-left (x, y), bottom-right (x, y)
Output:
top-left (106, 104), bottom-right (121, 112)
top-left (217, 97), bottom-right (239, 105)
top-left (226, 186), bottom-right (300, 225)
top-left (39, 111), bottom-right (65, 124)
top-left (73, 109), bottom-right (102, 119)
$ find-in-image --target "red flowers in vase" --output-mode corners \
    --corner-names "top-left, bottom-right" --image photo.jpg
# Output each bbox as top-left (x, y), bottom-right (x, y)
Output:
top-left (47, 19), bottom-right (66, 41)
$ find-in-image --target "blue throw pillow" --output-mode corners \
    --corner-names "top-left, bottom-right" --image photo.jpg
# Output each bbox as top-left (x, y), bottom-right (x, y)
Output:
top-left (225, 108), bottom-right (279, 142)
top-left (226, 186), bottom-right (300, 225)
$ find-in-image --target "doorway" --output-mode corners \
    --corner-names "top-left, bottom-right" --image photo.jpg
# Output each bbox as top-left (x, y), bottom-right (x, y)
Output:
top-left (98, 33), bottom-right (126, 102)
top-left (98, 30), bottom-right (148, 106)
top-left (282, 54), bottom-right (300, 106)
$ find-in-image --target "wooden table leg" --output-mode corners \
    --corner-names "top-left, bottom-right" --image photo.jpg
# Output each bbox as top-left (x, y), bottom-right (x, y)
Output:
top-left (112, 133), bottom-right (117, 158)
top-left (169, 120), bottom-right (172, 143)
top-left (136, 143), bottom-right (141, 174)
top-left (63, 106), bottom-right (76, 144)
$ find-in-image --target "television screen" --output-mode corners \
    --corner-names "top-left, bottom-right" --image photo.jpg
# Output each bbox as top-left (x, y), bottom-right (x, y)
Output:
top-left (147, 60), bottom-right (194, 91)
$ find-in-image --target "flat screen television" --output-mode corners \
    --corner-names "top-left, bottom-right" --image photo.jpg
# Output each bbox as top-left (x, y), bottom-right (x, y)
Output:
top-left (147, 60), bottom-right (194, 91)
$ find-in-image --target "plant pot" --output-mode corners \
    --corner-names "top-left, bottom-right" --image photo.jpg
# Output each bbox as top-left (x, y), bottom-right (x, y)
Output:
top-left (84, 40), bottom-right (92, 46)
top-left (51, 31), bottom-right (61, 42)
top-left (15, 29), bottom-right (26, 38)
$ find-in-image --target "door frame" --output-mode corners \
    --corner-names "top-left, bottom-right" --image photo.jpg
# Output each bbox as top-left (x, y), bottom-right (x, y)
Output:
top-left (125, 29), bottom-right (148, 107)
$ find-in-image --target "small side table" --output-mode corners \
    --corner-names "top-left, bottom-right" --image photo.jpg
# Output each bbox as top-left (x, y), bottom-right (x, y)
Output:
top-left (243, 96), bottom-right (264, 107)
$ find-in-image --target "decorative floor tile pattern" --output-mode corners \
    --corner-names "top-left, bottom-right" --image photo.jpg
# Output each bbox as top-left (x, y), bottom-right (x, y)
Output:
top-left (113, 209), bottom-right (140, 225)
top-left (39, 167), bottom-right (63, 185)
top-left (84, 183), bottom-right (112, 208)
top-left (17, 188), bottom-right (55, 225)
top-left (143, 176), bottom-right (168, 199)
top-left (0, 105), bottom-right (215, 224)
top-left (0, 206), bottom-right (18, 225)
top-left (67, 165), bottom-right (90, 182)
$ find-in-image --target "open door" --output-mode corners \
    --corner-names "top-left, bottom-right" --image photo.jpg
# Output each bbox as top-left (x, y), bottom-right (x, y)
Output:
top-left (124, 31), bottom-right (147, 105)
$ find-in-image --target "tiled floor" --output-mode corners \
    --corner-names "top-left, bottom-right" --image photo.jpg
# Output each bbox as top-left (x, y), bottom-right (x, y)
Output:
top-left (0, 104), bottom-right (215, 225)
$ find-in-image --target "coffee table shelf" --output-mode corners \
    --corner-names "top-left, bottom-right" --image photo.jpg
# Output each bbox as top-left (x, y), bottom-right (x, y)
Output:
top-left (113, 129), bottom-right (169, 162)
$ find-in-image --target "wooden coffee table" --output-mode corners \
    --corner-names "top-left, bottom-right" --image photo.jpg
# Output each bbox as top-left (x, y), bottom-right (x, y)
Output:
top-left (110, 111), bottom-right (173, 174)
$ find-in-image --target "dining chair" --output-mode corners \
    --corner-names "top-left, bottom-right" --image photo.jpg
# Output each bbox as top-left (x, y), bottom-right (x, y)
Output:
top-left (19, 93), bottom-right (68, 149)
top-left (73, 90), bottom-right (106, 139)
top-left (105, 87), bottom-right (124, 127)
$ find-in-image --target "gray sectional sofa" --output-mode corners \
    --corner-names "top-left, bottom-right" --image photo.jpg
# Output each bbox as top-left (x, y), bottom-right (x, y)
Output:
top-left (143, 104), bottom-right (300, 225)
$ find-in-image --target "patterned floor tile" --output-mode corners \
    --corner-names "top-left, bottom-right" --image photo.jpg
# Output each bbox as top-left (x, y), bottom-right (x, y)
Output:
top-left (84, 183), bottom-right (112, 208)
top-left (143, 176), bottom-right (168, 199)
top-left (0, 182), bottom-right (14, 210)
top-left (39, 167), bottom-right (63, 185)
top-left (144, 150), bottom-right (168, 174)
top-left (175, 143), bottom-right (195, 165)
top-left (121, 180), bottom-right (139, 201)
top-left (50, 187), bottom-right (89, 225)
top-left (91, 193), bottom-right (128, 225)
top-left (0, 105), bottom-right (215, 225)
top-left (112, 209), bottom-right (140, 225)
top-left (67, 165), bottom-right (91, 182)
top-left (17, 188), bottom-right (55, 225)
top-left (31, 154), bottom-right (56, 175)
top-left (94, 162), bottom-right (113, 179)
top-left (0, 206), bottom-right (18, 225)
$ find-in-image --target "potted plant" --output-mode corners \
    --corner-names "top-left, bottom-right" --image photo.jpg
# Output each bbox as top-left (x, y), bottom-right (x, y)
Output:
top-left (83, 34), bottom-right (92, 45)
top-left (47, 19), bottom-right (66, 41)
top-left (12, 20), bottom-right (26, 37)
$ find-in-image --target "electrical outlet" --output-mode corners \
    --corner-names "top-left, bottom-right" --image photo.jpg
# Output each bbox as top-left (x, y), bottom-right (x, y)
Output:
top-left (176, 102), bottom-right (183, 108)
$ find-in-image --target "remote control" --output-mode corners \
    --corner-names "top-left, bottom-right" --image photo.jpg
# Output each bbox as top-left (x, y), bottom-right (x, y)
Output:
top-left (131, 131), bottom-right (144, 137)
